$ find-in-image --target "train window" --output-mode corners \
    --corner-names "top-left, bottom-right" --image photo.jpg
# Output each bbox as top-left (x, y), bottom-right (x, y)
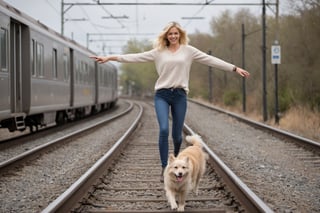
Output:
top-left (99, 68), bottom-right (103, 86)
top-left (109, 72), bottom-right (112, 88)
top-left (80, 60), bottom-right (85, 83)
top-left (104, 71), bottom-right (107, 86)
top-left (0, 28), bottom-right (8, 72)
top-left (79, 61), bottom-right (82, 83)
top-left (31, 39), bottom-right (36, 76)
top-left (104, 69), bottom-right (107, 87)
top-left (102, 69), bottom-right (105, 86)
top-left (107, 72), bottom-right (111, 87)
top-left (75, 60), bottom-right (80, 83)
top-left (80, 61), bottom-right (89, 84)
top-left (85, 63), bottom-right (88, 84)
top-left (52, 48), bottom-right (58, 79)
top-left (63, 53), bottom-right (69, 81)
top-left (36, 42), bottom-right (44, 77)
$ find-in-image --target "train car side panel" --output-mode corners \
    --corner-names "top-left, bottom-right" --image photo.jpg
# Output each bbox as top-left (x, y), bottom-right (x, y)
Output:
top-left (73, 51), bottom-right (95, 115)
top-left (108, 63), bottom-right (118, 106)
top-left (29, 29), bottom-right (71, 114)
top-left (111, 64), bottom-right (118, 104)
top-left (0, 12), bottom-right (10, 123)
top-left (97, 63), bottom-right (118, 109)
top-left (97, 65), bottom-right (109, 106)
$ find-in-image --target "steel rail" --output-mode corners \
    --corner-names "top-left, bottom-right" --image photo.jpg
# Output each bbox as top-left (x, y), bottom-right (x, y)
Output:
top-left (189, 99), bottom-right (320, 151)
top-left (183, 124), bottom-right (274, 213)
top-left (0, 101), bottom-right (134, 171)
top-left (42, 103), bottom-right (143, 213)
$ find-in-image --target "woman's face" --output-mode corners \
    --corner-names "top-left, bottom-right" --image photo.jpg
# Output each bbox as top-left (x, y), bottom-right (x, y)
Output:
top-left (166, 27), bottom-right (180, 46)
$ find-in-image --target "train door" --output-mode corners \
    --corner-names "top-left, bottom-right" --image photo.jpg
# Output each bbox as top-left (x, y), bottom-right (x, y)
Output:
top-left (10, 20), bottom-right (29, 130)
top-left (10, 21), bottom-right (23, 114)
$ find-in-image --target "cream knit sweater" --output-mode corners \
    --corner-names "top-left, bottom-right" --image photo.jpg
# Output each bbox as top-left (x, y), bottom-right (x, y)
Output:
top-left (117, 45), bottom-right (235, 93)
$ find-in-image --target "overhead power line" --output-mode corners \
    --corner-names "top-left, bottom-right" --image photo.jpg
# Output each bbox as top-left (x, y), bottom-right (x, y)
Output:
top-left (63, 2), bottom-right (276, 6)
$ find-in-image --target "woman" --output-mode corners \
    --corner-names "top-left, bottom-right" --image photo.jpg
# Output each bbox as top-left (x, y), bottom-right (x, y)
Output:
top-left (91, 21), bottom-right (250, 182)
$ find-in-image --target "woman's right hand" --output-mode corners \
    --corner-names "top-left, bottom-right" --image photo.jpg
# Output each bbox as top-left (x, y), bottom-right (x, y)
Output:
top-left (90, 56), bottom-right (109, 63)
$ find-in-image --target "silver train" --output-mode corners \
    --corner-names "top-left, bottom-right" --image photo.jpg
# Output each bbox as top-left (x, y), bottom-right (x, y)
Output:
top-left (0, 2), bottom-right (118, 132)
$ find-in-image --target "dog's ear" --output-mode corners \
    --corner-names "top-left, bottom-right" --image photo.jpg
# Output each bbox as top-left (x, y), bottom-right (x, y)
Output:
top-left (183, 156), bottom-right (189, 164)
top-left (168, 154), bottom-right (175, 164)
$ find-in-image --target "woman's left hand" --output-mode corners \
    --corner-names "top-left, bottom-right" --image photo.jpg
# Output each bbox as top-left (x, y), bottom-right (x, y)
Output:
top-left (236, 67), bottom-right (250, 78)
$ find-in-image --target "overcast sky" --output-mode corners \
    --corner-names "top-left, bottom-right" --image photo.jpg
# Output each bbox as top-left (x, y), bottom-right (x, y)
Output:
top-left (4, 0), bottom-right (287, 55)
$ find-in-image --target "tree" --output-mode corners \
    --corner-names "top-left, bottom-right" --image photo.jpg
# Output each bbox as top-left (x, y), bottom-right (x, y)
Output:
top-left (279, 3), bottom-right (320, 110)
top-left (118, 4), bottom-right (320, 112)
top-left (119, 39), bottom-right (157, 96)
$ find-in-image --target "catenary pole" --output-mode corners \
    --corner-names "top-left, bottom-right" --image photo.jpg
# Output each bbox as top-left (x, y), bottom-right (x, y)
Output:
top-left (262, 0), bottom-right (268, 121)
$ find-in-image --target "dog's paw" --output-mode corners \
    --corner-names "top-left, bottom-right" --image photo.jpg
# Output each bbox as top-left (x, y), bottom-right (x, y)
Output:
top-left (170, 202), bottom-right (178, 210)
top-left (177, 205), bottom-right (185, 211)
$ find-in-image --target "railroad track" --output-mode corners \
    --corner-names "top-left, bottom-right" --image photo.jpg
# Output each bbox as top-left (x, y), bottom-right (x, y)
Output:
top-left (42, 101), bottom-right (273, 213)
top-left (185, 100), bottom-right (320, 212)
top-left (2, 99), bottom-right (317, 212)
top-left (187, 99), bottom-right (320, 171)
top-left (0, 100), bottom-right (141, 213)
top-left (188, 99), bottom-right (320, 152)
top-left (0, 101), bottom-right (133, 172)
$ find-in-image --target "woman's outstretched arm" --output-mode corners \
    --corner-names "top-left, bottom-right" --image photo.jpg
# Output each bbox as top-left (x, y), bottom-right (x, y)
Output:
top-left (90, 55), bottom-right (119, 63)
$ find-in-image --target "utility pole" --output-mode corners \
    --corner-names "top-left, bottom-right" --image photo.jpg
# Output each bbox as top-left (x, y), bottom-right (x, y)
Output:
top-left (241, 23), bottom-right (246, 113)
top-left (61, 0), bottom-right (64, 35)
top-left (208, 50), bottom-right (213, 103)
top-left (274, 0), bottom-right (280, 124)
top-left (262, 0), bottom-right (268, 121)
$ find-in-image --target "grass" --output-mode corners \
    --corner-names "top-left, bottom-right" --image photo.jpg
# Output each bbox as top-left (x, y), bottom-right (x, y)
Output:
top-left (276, 106), bottom-right (320, 141)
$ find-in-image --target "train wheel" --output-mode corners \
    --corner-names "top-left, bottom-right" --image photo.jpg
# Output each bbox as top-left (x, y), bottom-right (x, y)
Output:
top-left (56, 111), bottom-right (66, 125)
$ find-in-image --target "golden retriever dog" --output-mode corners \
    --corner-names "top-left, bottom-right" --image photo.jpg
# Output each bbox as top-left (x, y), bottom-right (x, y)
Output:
top-left (163, 134), bottom-right (207, 211)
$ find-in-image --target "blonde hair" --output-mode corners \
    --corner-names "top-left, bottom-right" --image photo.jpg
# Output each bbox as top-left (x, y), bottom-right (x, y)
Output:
top-left (154, 21), bottom-right (189, 50)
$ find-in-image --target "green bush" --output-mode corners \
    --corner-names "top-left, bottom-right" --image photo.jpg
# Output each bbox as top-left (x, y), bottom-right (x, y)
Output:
top-left (279, 88), bottom-right (293, 112)
top-left (223, 91), bottom-right (240, 106)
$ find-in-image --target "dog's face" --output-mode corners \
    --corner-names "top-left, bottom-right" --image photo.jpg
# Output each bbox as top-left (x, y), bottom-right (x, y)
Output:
top-left (167, 154), bottom-right (190, 183)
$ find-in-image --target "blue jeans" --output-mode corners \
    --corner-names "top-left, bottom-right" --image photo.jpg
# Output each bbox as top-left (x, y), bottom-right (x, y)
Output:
top-left (154, 88), bottom-right (187, 168)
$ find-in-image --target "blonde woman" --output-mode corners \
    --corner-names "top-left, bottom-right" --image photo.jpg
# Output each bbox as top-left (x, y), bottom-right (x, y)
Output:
top-left (91, 21), bottom-right (249, 182)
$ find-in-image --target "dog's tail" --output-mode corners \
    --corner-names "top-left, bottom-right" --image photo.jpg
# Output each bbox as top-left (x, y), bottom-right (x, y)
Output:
top-left (185, 134), bottom-right (203, 148)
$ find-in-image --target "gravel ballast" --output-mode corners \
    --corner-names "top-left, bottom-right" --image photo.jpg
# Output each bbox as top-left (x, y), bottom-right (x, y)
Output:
top-left (185, 101), bottom-right (320, 212)
top-left (1, 99), bottom-right (319, 212)
top-left (0, 101), bottom-right (139, 213)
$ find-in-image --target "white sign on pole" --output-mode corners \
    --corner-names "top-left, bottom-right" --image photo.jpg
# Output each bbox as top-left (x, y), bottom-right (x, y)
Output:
top-left (271, 45), bottom-right (281, 64)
